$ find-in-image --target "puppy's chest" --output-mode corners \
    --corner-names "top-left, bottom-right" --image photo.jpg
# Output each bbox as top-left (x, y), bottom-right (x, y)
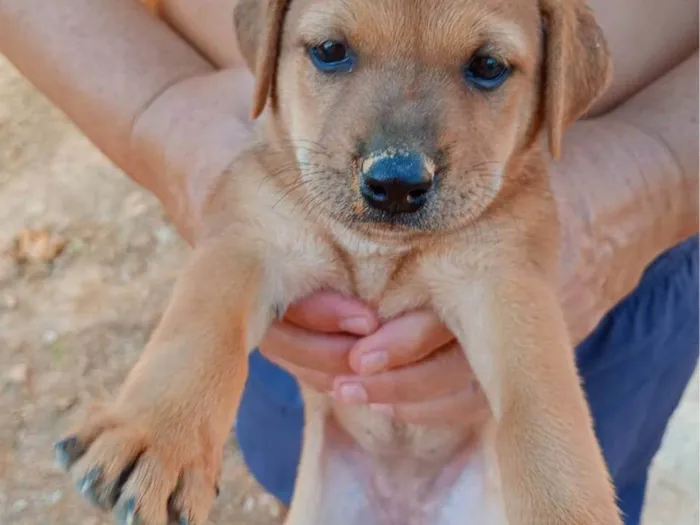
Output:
top-left (346, 253), bottom-right (428, 317)
top-left (328, 225), bottom-right (433, 317)
top-left (262, 221), bottom-right (430, 319)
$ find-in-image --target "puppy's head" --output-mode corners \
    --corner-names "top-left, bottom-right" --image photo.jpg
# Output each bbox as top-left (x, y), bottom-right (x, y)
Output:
top-left (235, 0), bottom-right (611, 235)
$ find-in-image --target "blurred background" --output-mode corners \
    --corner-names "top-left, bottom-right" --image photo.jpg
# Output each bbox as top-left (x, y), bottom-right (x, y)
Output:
top-left (0, 54), bottom-right (696, 524)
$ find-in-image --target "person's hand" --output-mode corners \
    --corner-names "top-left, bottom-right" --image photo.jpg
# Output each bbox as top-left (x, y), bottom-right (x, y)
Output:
top-left (258, 291), bottom-right (490, 427)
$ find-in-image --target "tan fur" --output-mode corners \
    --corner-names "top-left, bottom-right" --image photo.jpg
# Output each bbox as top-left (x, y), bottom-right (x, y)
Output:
top-left (57, 0), bottom-right (619, 524)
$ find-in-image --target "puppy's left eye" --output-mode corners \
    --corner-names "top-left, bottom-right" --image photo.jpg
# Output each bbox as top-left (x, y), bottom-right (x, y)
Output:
top-left (463, 54), bottom-right (510, 91)
top-left (308, 40), bottom-right (356, 74)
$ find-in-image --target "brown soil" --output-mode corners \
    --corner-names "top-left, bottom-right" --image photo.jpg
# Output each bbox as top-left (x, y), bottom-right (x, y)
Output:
top-left (0, 56), bottom-right (280, 525)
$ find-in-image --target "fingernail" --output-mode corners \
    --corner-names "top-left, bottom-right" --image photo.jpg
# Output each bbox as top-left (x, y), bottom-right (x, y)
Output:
top-left (335, 382), bottom-right (368, 404)
top-left (358, 351), bottom-right (389, 375)
top-left (339, 317), bottom-right (374, 336)
top-left (370, 404), bottom-right (394, 417)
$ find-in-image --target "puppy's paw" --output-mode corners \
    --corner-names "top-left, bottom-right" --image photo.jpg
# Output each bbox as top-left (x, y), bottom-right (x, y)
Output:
top-left (55, 404), bottom-right (220, 525)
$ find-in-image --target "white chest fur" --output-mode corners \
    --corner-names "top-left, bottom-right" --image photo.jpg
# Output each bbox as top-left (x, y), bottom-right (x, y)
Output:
top-left (239, 192), bottom-right (507, 525)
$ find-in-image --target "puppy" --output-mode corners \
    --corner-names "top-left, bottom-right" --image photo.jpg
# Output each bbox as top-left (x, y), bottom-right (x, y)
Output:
top-left (56, 0), bottom-right (619, 524)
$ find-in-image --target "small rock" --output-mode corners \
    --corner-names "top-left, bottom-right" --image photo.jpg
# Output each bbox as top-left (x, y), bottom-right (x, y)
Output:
top-left (11, 499), bottom-right (28, 514)
top-left (6, 363), bottom-right (30, 385)
top-left (259, 493), bottom-right (282, 517)
top-left (47, 490), bottom-right (63, 505)
top-left (154, 225), bottom-right (176, 245)
top-left (242, 495), bottom-right (256, 513)
top-left (42, 329), bottom-right (59, 344)
top-left (122, 192), bottom-right (149, 217)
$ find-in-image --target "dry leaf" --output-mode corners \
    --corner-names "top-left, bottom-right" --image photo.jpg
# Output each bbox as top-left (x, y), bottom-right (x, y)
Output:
top-left (12, 228), bottom-right (67, 264)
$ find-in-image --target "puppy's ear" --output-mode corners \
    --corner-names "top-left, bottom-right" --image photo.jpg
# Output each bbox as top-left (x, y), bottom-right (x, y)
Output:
top-left (539, 0), bottom-right (612, 158)
top-left (234, 0), bottom-right (290, 119)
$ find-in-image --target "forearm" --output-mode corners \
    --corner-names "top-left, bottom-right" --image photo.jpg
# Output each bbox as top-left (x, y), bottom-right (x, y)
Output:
top-left (553, 52), bottom-right (699, 343)
top-left (0, 0), bottom-right (215, 240)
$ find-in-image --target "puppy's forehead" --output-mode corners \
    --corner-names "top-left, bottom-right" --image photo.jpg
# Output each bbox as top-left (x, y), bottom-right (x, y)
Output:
top-left (293, 0), bottom-right (540, 66)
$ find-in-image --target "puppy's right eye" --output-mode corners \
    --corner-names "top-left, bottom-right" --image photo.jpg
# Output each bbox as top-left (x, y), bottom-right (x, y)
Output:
top-left (463, 53), bottom-right (510, 91)
top-left (308, 40), bottom-right (356, 74)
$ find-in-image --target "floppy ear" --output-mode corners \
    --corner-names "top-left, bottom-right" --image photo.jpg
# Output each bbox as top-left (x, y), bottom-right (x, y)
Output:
top-left (234, 0), bottom-right (291, 119)
top-left (539, 0), bottom-right (612, 158)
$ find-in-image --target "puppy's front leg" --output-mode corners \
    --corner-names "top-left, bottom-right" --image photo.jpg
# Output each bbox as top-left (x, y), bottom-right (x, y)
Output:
top-left (55, 240), bottom-right (264, 525)
top-left (431, 266), bottom-right (621, 525)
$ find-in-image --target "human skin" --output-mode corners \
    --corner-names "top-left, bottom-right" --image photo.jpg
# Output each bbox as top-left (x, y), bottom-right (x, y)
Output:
top-left (0, 0), bottom-right (697, 425)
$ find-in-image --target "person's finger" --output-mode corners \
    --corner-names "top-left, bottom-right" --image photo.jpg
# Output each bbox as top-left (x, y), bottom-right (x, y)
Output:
top-left (332, 344), bottom-right (473, 405)
top-left (348, 310), bottom-right (454, 375)
top-left (259, 320), bottom-right (357, 376)
top-left (264, 355), bottom-right (335, 393)
top-left (370, 388), bottom-right (490, 428)
top-left (283, 291), bottom-right (379, 335)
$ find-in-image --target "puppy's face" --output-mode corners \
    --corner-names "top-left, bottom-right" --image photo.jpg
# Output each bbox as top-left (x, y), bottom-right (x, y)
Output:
top-left (236, 0), bottom-right (611, 236)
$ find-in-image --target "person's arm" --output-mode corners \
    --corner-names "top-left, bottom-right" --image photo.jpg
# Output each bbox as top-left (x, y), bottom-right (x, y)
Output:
top-left (0, 0), bottom-right (253, 243)
top-left (585, 0), bottom-right (698, 116)
top-left (553, 52), bottom-right (699, 343)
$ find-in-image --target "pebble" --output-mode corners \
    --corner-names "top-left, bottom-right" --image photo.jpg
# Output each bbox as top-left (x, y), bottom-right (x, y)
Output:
top-left (259, 493), bottom-right (282, 517)
top-left (122, 192), bottom-right (149, 217)
top-left (241, 493), bottom-right (281, 517)
top-left (154, 225), bottom-right (176, 245)
top-left (11, 499), bottom-right (28, 514)
top-left (6, 363), bottom-right (30, 385)
top-left (42, 329), bottom-right (59, 344)
top-left (242, 495), bottom-right (256, 514)
top-left (47, 490), bottom-right (63, 505)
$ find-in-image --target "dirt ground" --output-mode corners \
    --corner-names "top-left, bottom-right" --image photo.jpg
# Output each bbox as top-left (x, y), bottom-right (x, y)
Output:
top-left (0, 55), bottom-right (697, 524)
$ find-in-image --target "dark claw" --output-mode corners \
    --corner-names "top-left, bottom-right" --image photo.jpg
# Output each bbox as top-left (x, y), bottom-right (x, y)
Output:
top-left (77, 467), bottom-right (103, 505)
top-left (54, 436), bottom-right (84, 470)
top-left (115, 496), bottom-right (139, 525)
top-left (103, 455), bottom-right (140, 511)
top-left (215, 484), bottom-right (220, 497)
top-left (98, 477), bottom-right (123, 511)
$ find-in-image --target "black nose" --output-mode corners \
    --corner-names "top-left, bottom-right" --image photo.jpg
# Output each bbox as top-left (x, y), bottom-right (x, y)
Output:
top-left (359, 151), bottom-right (434, 213)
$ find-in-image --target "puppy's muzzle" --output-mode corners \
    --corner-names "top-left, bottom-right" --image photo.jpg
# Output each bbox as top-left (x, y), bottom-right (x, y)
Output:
top-left (359, 149), bottom-right (435, 214)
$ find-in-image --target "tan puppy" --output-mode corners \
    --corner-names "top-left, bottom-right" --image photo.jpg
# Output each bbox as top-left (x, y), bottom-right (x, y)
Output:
top-left (56, 0), bottom-right (618, 524)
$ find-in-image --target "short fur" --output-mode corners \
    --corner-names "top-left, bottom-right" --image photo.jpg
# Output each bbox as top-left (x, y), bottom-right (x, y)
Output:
top-left (57, 0), bottom-right (618, 524)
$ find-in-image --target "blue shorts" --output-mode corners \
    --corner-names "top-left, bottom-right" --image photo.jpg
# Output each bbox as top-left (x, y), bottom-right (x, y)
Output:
top-left (235, 236), bottom-right (699, 525)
